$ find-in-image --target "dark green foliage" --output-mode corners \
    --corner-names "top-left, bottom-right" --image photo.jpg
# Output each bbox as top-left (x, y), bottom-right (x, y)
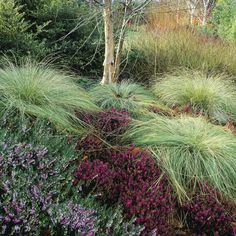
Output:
top-left (0, 0), bottom-right (44, 60)
top-left (0, 0), bottom-right (104, 76)
top-left (31, 1), bottom-right (104, 75)
top-left (78, 77), bottom-right (99, 90)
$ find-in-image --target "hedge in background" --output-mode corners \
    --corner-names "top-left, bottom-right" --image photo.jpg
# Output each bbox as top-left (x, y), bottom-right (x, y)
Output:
top-left (0, 0), bottom-right (104, 76)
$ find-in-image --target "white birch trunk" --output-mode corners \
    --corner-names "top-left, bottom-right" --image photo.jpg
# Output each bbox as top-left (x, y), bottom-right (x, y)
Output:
top-left (101, 0), bottom-right (115, 85)
top-left (201, 0), bottom-right (210, 26)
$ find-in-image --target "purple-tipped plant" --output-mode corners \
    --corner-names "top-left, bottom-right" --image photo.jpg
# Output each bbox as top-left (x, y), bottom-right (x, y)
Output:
top-left (0, 138), bottom-right (96, 235)
top-left (49, 202), bottom-right (97, 235)
top-left (74, 146), bottom-right (175, 235)
top-left (77, 108), bottom-right (131, 144)
top-left (182, 183), bottom-right (235, 235)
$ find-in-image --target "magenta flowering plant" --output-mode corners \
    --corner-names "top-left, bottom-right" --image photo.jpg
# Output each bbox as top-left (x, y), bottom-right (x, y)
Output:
top-left (97, 108), bottom-right (130, 136)
top-left (182, 183), bottom-right (235, 235)
top-left (74, 146), bottom-right (175, 235)
top-left (76, 108), bottom-right (131, 158)
top-left (77, 108), bottom-right (131, 144)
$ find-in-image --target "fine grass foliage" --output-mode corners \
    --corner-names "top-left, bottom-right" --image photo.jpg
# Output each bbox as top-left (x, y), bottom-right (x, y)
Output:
top-left (124, 115), bottom-right (236, 202)
top-left (89, 81), bottom-right (157, 112)
top-left (0, 62), bottom-right (99, 133)
top-left (124, 28), bottom-right (236, 81)
top-left (153, 70), bottom-right (236, 123)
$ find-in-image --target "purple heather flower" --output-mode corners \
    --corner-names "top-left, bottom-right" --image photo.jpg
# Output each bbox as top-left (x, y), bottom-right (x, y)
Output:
top-left (74, 146), bottom-right (175, 235)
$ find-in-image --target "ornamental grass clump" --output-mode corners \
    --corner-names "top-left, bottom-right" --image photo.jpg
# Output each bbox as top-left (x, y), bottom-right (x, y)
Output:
top-left (0, 62), bottom-right (98, 133)
top-left (153, 70), bottom-right (236, 123)
top-left (74, 146), bottom-right (175, 235)
top-left (89, 81), bottom-right (156, 112)
top-left (124, 115), bottom-right (236, 202)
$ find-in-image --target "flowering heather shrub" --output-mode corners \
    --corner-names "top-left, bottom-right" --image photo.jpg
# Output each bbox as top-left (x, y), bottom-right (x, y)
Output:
top-left (76, 135), bottom-right (104, 152)
top-left (74, 159), bottom-right (119, 202)
top-left (97, 109), bottom-right (130, 135)
top-left (77, 108), bottom-right (130, 142)
top-left (0, 129), bottom-right (144, 235)
top-left (182, 184), bottom-right (235, 236)
top-left (0, 138), bottom-right (97, 235)
top-left (74, 146), bottom-right (175, 235)
top-left (49, 202), bottom-right (97, 236)
top-left (76, 108), bottom-right (131, 155)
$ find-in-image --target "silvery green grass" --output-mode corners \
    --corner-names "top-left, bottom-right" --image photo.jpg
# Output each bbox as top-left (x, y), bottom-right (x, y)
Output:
top-left (153, 70), bottom-right (236, 123)
top-left (0, 62), bottom-right (99, 134)
top-left (124, 114), bottom-right (236, 202)
top-left (90, 80), bottom-right (157, 112)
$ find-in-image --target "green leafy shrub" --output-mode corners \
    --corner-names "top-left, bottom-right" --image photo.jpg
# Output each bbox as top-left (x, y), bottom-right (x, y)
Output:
top-left (90, 81), bottom-right (157, 112)
top-left (0, 62), bottom-right (98, 133)
top-left (0, 0), bottom-right (104, 76)
top-left (153, 70), bottom-right (236, 123)
top-left (211, 0), bottom-right (236, 41)
top-left (21, 0), bottom-right (104, 75)
top-left (124, 115), bottom-right (236, 202)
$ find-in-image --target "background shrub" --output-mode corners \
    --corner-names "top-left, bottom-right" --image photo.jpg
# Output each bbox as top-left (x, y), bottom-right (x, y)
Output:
top-left (124, 115), bottom-right (236, 202)
top-left (211, 0), bottom-right (236, 42)
top-left (30, 0), bottom-right (104, 75)
top-left (0, 0), bottom-right (44, 61)
top-left (0, 0), bottom-right (104, 76)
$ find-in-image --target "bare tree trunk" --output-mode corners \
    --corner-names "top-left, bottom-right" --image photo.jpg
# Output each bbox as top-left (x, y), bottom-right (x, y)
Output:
top-left (187, 0), bottom-right (198, 25)
top-left (114, 3), bottom-right (128, 80)
top-left (100, 0), bottom-right (115, 85)
top-left (201, 0), bottom-right (210, 26)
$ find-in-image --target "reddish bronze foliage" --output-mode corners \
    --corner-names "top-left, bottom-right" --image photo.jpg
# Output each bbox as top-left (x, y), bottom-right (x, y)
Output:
top-left (74, 146), bottom-right (175, 235)
top-left (182, 184), bottom-right (235, 236)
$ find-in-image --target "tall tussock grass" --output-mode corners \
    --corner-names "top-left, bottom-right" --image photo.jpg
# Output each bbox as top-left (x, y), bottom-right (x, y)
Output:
top-left (90, 81), bottom-right (156, 112)
top-left (124, 115), bottom-right (236, 202)
top-left (153, 70), bottom-right (236, 123)
top-left (124, 27), bottom-right (236, 81)
top-left (0, 62), bottom-right (98, 133)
